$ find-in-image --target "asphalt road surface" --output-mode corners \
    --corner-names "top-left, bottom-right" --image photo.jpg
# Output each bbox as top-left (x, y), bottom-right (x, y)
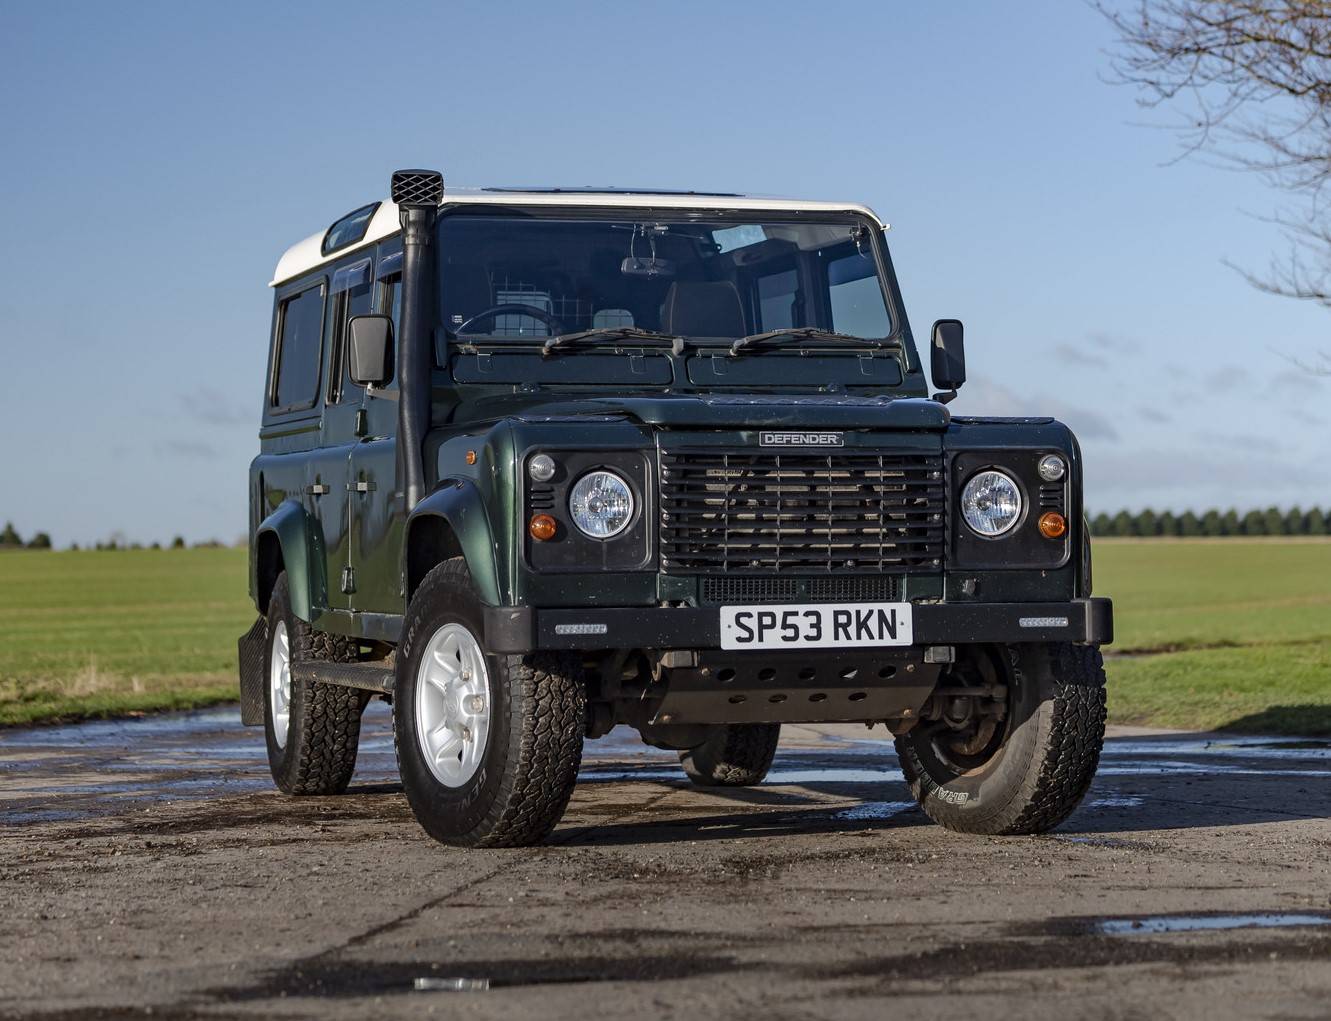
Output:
top-left (2, 703), bottom-right (1330, 1020)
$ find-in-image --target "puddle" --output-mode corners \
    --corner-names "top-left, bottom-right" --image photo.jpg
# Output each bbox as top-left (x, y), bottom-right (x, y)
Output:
top-left (1099, 913), bottom-right (1331, 936)
top-left (1088, 796), bottom-right (1144, 809)
top-left (834, 800), bottom-right (916, 821)
top-left (767, 767), bottom-right (903, 785)
top-left (1105, 739), bottom-right (1331, 761)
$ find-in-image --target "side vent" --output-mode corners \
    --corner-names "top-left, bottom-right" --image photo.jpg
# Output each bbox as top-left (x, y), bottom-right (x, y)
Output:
top-left (391, 170), bottom-right (444, 208)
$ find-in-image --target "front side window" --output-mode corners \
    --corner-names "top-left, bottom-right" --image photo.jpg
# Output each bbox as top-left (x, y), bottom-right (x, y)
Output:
top-left (272, 283), bottom-right (325, 410)
top-left (327, 260), bottom-right (373, 402)
top-left (827, 252), bottom-right (892, 338)
top-left (437, 214), bottom-right (894, 342)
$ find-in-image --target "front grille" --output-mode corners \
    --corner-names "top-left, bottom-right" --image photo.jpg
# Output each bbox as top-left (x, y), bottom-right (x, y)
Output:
top-left (660, 449), bottom-right (945, 574)
top-left (700, 575), bottom-right (900, 605)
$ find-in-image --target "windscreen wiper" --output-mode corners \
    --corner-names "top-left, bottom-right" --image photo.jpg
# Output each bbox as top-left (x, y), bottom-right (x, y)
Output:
top-left (729, 327), bottom-right (889, 356)
top-left (542, 327), bottom-right (680, 355)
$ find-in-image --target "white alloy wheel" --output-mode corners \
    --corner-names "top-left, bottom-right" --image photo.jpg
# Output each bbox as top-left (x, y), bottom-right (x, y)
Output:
top-left (269, 619), bottom-right (291, 748)
top-left (415, 622), bottom-right (492, 787)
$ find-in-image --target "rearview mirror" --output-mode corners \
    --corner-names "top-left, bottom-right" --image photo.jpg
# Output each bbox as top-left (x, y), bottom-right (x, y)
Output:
top-left (620, 256), bottom-right (676, 278)
top-left (930, 319), bottom-right (965, 401)
top-left (348, 315), bottom-right (394, 387)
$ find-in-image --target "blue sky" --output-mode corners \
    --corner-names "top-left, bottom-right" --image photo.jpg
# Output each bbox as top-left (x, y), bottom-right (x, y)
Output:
top-left (2, 0), bottom-right (1327, 546)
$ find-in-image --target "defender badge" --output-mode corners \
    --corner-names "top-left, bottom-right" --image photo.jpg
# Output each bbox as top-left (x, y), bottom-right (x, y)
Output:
top-left (759, 431), bottom-right (845, 447)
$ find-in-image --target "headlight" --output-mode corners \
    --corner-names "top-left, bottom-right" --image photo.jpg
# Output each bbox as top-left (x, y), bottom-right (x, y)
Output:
top-left (569, 471), bottom-right (634, 538)
top-left (961, 470), bottom-right (1023, 537)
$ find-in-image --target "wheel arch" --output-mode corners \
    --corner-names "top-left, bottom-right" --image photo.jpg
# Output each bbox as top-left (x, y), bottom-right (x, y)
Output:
top-left (405, 480), bottom-right (503, 605)
top-left (251, 499), bottom-right (321, 621)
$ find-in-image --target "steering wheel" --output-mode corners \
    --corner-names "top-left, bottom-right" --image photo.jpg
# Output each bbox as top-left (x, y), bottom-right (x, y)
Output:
top-left (455, 303), bottom-right (565, 337)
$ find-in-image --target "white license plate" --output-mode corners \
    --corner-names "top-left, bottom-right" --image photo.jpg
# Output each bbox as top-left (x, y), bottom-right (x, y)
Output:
top-left (719, 602), bottom-right (913, 651)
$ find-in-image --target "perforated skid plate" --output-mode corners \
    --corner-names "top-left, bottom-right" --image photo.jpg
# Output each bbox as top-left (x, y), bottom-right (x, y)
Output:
top-left (652, 650), bottom-right (940, 726)
top-left (237, 618), bottom-right (267, 726)
top-left (390, 170), bottom-right (444, 207)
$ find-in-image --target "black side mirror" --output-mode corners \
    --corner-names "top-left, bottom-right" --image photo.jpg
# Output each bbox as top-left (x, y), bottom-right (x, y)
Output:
top-left (930, 319), bottom-right (965, 402)
top-left (348, 315), bottom-right (394, 387)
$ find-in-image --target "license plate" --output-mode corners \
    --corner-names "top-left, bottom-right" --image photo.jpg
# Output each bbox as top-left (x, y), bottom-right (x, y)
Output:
top-left (719, 602), bottom-right (913, 651)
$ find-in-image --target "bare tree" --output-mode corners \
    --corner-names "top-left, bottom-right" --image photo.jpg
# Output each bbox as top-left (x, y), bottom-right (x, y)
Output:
top-left (1101, 0), bottom-right (1331, 334)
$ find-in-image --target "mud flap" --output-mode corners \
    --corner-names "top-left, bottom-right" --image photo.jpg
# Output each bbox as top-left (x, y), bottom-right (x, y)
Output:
top-left (237, 617), bottom-right (267, 727)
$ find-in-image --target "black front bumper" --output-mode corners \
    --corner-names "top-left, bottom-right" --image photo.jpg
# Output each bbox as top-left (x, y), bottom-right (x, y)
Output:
top-left (485, 597), bottom-right (1113, 653)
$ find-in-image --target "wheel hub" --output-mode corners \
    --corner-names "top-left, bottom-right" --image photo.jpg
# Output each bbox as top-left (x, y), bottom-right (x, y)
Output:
top-left (415, 623), bottom-right (492, 787)
top-left (269, 620), bottom-right (291, 748)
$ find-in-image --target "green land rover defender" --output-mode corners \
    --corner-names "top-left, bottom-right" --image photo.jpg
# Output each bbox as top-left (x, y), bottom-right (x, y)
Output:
top-left (238, 169), bottom-right (1113, 847)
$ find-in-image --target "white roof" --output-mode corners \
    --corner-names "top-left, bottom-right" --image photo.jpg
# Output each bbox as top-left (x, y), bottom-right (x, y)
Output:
top-left (270, 188), bottom-right (886, 286)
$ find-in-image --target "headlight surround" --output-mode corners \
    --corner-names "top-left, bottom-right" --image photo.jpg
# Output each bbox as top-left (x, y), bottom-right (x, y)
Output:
top-left (569, 470), bottom-right (635, 539)
top-left (961, 470), bottom-right (1023, 538)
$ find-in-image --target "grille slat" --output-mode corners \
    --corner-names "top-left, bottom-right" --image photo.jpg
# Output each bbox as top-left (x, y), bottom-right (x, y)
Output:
top-left (700, 575), bottom-right (901, 605)
top-left (659, 448), bottom-right (945, 574)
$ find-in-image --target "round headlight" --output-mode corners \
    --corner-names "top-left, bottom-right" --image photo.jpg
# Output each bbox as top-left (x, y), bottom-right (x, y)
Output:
top-left (961, 470), bottom-right (1023, 537)
top-left (1037, 453), bottom-right (1066, 482)
top-left (569, 471), bottom-right (634, 539)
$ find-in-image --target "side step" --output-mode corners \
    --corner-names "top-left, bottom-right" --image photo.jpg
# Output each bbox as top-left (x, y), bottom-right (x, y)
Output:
top-left (290, 660), bottom-right (395, 694)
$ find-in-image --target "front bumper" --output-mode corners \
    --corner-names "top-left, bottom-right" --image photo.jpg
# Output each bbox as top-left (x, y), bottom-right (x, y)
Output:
top-left (484, 596), bottom-right (1113, 653)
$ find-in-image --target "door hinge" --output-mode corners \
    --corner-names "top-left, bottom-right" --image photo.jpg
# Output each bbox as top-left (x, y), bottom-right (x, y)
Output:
top-left (340, 566), bottom-right (356, 595)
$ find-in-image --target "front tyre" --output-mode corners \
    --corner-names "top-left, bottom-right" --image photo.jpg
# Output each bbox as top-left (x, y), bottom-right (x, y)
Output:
top-left (679, 724), bottom-right (781, 787)
top-left (263, 573), bottom-right (365, 795)
top-left (896, 643), bottom-right (1107, 836)
top-left (393, 558), bottom-right (585, 848)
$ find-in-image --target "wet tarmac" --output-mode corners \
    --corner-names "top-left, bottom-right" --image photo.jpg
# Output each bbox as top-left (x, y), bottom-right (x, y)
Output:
top-left (2, 705), bottom-right (1331, 1019)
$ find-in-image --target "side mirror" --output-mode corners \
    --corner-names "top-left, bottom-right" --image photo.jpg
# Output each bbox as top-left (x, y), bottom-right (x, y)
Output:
top-left (348, 315), bottom-right (394, 387)
top-left (930, 319), bottom-right (965, 402)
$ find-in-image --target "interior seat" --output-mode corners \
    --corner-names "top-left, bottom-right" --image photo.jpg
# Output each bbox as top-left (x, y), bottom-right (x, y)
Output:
top-left (659, 281), bottom-right (745, 338)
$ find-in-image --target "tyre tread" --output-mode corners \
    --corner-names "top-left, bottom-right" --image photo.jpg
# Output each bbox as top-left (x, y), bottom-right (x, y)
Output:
top-left (679, 724), bottom-right (780, 787)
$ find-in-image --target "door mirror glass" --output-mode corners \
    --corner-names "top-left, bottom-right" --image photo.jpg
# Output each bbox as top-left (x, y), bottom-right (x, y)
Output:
top-left (348, 315), bottom-right (394, 387)
top-left (930, 318), bottom-right (966, 393)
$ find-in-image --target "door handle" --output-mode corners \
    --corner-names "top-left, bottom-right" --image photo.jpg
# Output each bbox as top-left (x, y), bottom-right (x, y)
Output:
top-left (348, 481), bottom-right (375, 493)
top-left (306, 483), bottom-right (330, 496)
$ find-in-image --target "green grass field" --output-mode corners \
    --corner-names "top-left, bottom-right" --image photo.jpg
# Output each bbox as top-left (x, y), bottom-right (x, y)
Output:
top-left (0, 541), bottom-right (1328, 732)
top-left (1094, 539), bottom-right (1331, 734)
top-left (0, 548), bottom-right (253, 725)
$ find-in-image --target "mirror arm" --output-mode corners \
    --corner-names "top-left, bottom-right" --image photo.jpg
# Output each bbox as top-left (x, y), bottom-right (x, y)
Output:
top-left (366, 385), bottom-right (400, 402)
top-left (931, 388), bottom-right (959, 405)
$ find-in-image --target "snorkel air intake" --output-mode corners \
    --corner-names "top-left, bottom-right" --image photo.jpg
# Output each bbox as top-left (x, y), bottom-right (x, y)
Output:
top-left (390, 169), bottom-right (444, 513)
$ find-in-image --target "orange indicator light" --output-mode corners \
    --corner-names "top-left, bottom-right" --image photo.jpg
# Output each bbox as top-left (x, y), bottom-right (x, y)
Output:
top-left (1038, 512), bottom-right (1067, 539)
top-left (529, 514), bottom-right (557, 541)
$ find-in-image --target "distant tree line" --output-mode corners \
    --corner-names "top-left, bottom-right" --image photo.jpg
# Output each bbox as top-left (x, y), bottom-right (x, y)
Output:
top-left (1, 521), bottom-right (51, 549)
top-left (1090, 507), bottom-right (1330, 538)
top-left (0, 523), bottom-right (235, 551)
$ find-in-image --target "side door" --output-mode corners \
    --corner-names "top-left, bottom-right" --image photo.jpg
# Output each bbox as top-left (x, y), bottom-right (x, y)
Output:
top-left (262, 277), bottom-right (329, 611)
top-left (348, 241), bottom-right (405, 616)
top-left (314, 255), bottom-right (375, 611)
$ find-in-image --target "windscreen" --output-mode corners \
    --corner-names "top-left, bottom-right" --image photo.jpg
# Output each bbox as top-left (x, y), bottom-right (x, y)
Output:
top-left (437, 214), bottom-right (893, 341)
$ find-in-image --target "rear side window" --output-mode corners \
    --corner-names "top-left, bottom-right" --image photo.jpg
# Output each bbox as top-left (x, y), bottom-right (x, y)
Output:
top-left (272, 284), bottom-right (325, 410)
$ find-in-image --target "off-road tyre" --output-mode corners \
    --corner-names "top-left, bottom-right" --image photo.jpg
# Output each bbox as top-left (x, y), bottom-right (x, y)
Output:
top-left (393, 558), bottom-right (585, 848)
top-left (263, 573), bottom-right (366, 795)
top-left (679, 724), bottom-right (781, 787)
top-left (896, 643), bottom-right (1107, 835)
